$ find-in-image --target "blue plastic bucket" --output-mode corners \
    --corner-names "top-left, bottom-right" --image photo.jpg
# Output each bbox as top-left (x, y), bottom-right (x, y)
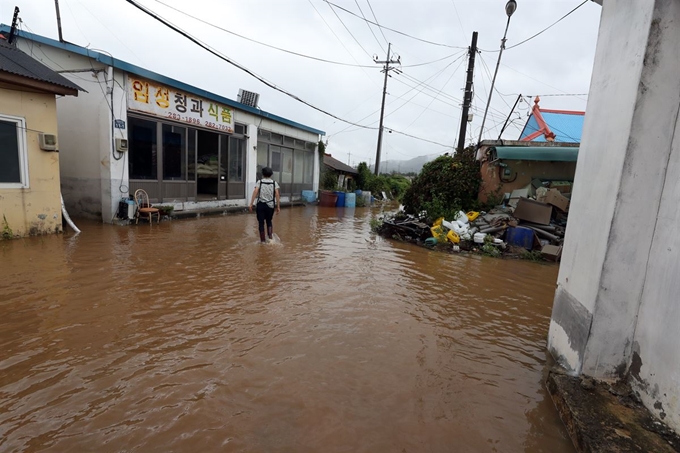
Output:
top-left (344, 192), bottom-right (356, 207)
top-left (334, 191), bottom-right (346, 207)
top-left (355, 190), bottom-right (362, 196)
top-left (301, 190), bottom-right (316, 202)
top-left (505, 227), bottom-right (535, 250)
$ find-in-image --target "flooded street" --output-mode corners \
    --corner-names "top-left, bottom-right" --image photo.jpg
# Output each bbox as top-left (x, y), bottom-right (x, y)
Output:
top-left (0, 206), bottom-right (572, 452)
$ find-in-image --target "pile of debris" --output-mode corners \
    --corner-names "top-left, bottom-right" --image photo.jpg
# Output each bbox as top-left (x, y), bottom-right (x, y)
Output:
top-left (378, 180), bottom-right (571, 261)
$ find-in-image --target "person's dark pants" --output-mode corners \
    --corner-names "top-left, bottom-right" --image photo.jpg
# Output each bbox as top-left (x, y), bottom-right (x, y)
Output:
top-left (256, 202), bottom-right (275, 241)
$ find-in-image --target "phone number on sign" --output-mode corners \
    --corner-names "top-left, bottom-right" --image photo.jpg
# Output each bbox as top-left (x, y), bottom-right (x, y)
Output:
top-left (166, 113), bottom-right (233, 132)
top-left (205, 122), bottom-right (233, 132)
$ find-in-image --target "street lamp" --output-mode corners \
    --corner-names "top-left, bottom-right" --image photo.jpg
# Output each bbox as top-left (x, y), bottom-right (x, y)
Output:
top-left (476, 0), bottom-right (517, 148)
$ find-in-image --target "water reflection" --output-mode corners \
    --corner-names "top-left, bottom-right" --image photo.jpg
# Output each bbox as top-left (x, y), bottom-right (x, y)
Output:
top-left (0, 207), bottom-right (571, 452)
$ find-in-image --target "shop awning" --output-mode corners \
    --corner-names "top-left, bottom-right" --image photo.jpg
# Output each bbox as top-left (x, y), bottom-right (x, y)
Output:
top-left (494, 146), bottom-right (579, 162)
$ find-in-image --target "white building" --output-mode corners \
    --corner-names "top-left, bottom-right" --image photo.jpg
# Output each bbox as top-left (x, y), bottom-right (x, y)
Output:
top-left (2, 26), bottom-right (324, 222)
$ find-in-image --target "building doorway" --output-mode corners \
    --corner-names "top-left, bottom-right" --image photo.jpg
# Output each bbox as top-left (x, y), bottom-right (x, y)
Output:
top-left (196, 130), bottom-right (220, 200)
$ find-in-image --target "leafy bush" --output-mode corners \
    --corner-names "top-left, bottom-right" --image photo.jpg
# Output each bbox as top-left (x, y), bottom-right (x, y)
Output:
top-left (402, 147), bottom-right (481, 222)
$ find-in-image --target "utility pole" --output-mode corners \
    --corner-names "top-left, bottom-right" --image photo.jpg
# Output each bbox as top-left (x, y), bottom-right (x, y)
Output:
top-left (497, 93), bottom-right (522, 139)
top-left (54, 0), bottom-right (64, 42)
top-left (373, 43), bottom-right (400, 175)
top-left (347, 152), bottom-right (351, 165)
top-left (457, 31), bottom-right (478, 151)
top-left (7, 7), bottom-right (19, 45)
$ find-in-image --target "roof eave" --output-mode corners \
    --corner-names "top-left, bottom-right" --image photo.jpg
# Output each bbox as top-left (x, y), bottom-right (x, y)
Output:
top-left (0, 71), bottom-right (78, 96)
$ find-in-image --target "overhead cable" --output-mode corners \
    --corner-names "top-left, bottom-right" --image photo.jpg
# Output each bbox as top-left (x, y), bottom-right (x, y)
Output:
top-left (125, 0), bottom-right (378, 130)
top-left (323, 0), bottom-right (466, 50)
top-left (506, 0), bottom-right (588, 50)
top-left (481, 0), bottom-right (589, 52)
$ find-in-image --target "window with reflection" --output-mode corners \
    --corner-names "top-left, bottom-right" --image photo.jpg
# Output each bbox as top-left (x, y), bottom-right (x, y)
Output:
top-left (129, 117), bottom-right (157, 180)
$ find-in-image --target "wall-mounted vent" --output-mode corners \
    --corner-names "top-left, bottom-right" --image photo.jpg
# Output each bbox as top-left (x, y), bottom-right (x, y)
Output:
top-left (238, 89), bottom-right (260, 108)
top-left (39, 133), bottom-right (58, 151)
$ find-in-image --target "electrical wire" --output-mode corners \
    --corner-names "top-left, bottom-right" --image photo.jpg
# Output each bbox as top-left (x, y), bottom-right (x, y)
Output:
top-left (323, 0), bottom-right (466, 50)
top-left (480, 0), bottom-right (589, 53)
top-left (126, 0), bottom-right (378, 130)
top-left (147, 1), bottom-right (463, 70)
top-left (354, 0), bottom-right (385, 53)
top-left (506, 0), bottom-right (589, 50)
top-left (325, 0), bottom-right (374, 59)
top-left (148, 0), bottom-right (379, 68)
top-left (402, 54), bottom-right (466, 131)
top-left (306, 0), bottom-right (379, 88)
top-left (365, 0), bottom-right (389, 46)
top-left (385, 128), bottom-right (454, 149)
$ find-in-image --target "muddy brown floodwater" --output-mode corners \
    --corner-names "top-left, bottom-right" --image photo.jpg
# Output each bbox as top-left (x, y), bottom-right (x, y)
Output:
top-left (0, 206), bottom-right (573, 452)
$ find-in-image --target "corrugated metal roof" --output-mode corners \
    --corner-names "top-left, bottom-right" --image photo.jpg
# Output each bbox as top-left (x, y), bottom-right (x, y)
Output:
top-left (520, 111), bottom-right (584, 143)
top-left (495, 146), bottom-right (578, 162)
top-left (0, 38), bottom-right (81, 93)
top-left (323, 154), bottom-right (358, 174)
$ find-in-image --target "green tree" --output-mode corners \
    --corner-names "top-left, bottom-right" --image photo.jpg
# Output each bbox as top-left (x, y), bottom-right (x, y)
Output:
top-left (402, 147), bottom-right (481, 222)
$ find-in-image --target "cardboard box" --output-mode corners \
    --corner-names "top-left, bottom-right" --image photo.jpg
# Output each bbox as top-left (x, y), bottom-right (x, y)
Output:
top-left (507, 188), bottom-right (530, 208)
top-left (544, 189), bottom-right (570, 212)
top-left (550, 181), bottom-right (572, 194)
top-left (541, 244), bottom-right (563, 262)
top-left (513, 198), bottom-right (553, 225)
top-left (535, 187), bottom-right (549, 203)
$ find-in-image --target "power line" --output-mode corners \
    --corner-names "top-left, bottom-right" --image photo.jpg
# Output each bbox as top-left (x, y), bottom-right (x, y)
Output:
top-left (506, 0), bottom-right (589, 50)
top-left (306, 0), bottom-right (380, 88)
top-left (125, 0), bottom-right (378, 130)
top-left (385, 128), bottom-right (454, 149)
top-left (325, 0), bottom-right (374, 59)
top-left (480, 0), bottom-right (589, 53)
top-left (402, 54), bottom-right (466, 132)
top-left (365, 0), bottom-right (389, 46)
top-left (354, 0), bottom-right (385, 53)
top-left (149, 0), bottom-right (375, 68)
top-left (323, 0), bottom-right (466, 50)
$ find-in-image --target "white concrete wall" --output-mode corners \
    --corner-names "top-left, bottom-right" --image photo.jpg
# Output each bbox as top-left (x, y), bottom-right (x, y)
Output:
top-left (15, 40), bottom-right (112, 219)
top-left (548, 0), bottom-right (680, 432)
top-left (235, 110), bottom-right (321, 200)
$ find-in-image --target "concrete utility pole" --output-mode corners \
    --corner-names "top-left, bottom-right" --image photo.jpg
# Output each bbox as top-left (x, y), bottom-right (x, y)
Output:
top-left (373, 43), bottom-right (400, 175)
top-left (457, 31), bottom-right (478, 151)
top-left (54, 0), bottom-right (64, 42)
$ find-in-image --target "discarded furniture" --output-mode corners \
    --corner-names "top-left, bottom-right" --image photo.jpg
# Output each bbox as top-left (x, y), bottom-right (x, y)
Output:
top-left (134, 189), bottom-right (160, 224)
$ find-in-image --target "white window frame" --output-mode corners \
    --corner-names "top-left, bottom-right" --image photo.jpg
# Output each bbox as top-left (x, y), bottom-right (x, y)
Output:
top-left (0, 114), bottom-right (30, 189)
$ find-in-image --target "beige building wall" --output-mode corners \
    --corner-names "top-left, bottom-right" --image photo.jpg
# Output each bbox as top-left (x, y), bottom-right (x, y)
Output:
top-left (0, 87), bottom-right (62, 237)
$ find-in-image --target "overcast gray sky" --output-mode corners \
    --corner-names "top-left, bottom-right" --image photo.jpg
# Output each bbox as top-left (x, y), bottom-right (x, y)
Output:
top-left (2, 0), bottom-right (601, 166)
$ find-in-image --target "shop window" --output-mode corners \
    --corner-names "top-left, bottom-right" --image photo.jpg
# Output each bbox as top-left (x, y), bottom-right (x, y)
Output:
top-left (129, 117), bottom-right (157, 180)
top-left (256, 141), bottom-right (268, 180)
top-left (295, 139), bottom-right (306, 149)
top-left (294, 149), bottom-right (304, 184)
top-left (270, 146), bottom-right (281, 172)
top-left (258, 129), bottom-right (270, 140)
top-left (0, 115), bottom-right (28, 188)
top-left (188, 129), bottom-right (196, 180)
top-left (304, 151), bottom-right (314, 184)
top-left (162, 124), bottom-right (186, 180)
top-left (235, 124), bottom-right (246, 135)
top-left (281, 147), bottom-right (293, 184)
top-left (270, 133), bottom-right (283, 144)
top-left (229, 137), bottom-right (244, 182)
top-left (284, 136), bottom-right (294, 147)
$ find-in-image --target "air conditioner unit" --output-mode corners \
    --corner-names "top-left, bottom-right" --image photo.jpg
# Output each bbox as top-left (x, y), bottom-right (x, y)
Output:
top-left (115, 138), bottom-right (129, 153)
top-left (238, 89), bottom-right (260, 108)
top-left (39, 133), bottom-right (58, 151)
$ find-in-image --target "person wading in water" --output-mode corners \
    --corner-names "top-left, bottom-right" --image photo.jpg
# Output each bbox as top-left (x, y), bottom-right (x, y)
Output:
top-left (249, 167), bottom-right (281, 243)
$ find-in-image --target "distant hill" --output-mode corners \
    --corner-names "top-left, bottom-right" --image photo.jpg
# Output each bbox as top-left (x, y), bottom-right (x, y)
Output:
top-left (372, 153), bottom-right (440, 174)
